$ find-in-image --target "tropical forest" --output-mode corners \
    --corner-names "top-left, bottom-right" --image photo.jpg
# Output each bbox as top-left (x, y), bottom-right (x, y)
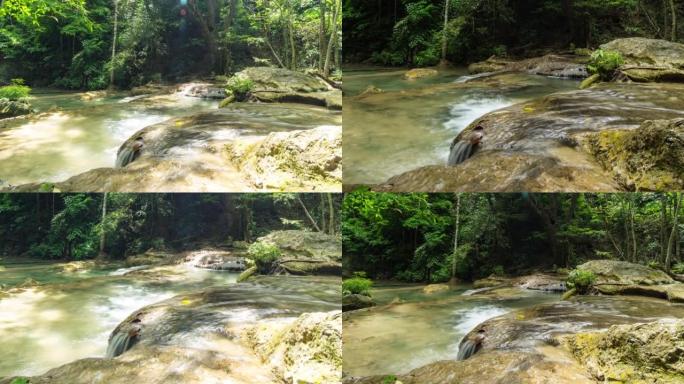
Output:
top-left (341, 192), bottom-right (684, 384)
top-left (0, 0), bottom-right (342, 192)
top-left (0, 192), bottom-right (342, 384)
top-left (343, 0), bottom-right (684, 192)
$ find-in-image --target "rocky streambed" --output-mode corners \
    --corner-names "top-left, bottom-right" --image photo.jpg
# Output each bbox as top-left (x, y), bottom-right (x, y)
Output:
top-left (1, 67), bottom-right (341, 192)
top-left (347, 37), bottom-right (684, 192)
top-left (343, 260), bottom-right (684, 384)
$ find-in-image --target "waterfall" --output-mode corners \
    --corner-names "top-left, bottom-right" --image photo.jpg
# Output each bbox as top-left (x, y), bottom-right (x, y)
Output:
top-left (448, 141), bottom-right (476, 165)
top-left (106, 324), bottom-right (140, 358)
top-left (456, 330), bottom-right (485, 361)
top-left (115, 137), bottom-right (143, 168)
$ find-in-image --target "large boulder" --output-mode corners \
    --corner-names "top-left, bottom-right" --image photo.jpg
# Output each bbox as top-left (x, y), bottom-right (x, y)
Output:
top-left (601, 38), bottom-right (684, 82)
top-left (342, 294), bottom-right (375, 312)
top-left (225, 125), bottom-right (342, 191)
top-left (403, 68), bottom-right (438, 80)
top-left (584, 118), bottom-right (684, 190)
top-left (0, 98), bottom-right (32, 118)
top-left (238, 67), bottom-right (330, 93)
top-left (256, 230), bottom-right (342, 275)
top-left (241, 311), bottom-right (342, 384)
top-left (564, 320), bottom-right (684, 383)
top-left (468, 54), bottom-right (589, 78)
top-left (577, 260), bottom-right (675, 286)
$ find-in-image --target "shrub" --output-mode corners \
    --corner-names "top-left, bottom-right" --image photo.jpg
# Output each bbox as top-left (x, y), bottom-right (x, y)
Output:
top-left (491, 265), bottom-right (505, 276)
top-left (0, 82), bottom-right (31, 100)
top-left (247, 241), bottom-right (281, 273)
top-left (342, 276), bottom-right (373, 296)
top-left (672, 262), bottom-right (684, 274)
top-left (225, 74), bottom-right (254, 100)
top-left (566, 269), bottom-right (597, 294)
top-left (587, 49), bottom-right (624, 81)
top-left (382, 375), bottom-right (398, 384)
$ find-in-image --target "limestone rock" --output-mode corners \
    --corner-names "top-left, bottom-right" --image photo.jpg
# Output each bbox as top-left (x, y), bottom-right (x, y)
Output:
top-left (422, 284), bottom-right (449, 294)
top-left (601, 38), bottom-right (684, 82)
top-left (0, 98), bottom-right (32, 118)
top-left (255, 230), bottom-right (342, 275)
top-left (342, 294), bottom-right (375, 312)
top-left (403, 68), bottom-right (438, 80)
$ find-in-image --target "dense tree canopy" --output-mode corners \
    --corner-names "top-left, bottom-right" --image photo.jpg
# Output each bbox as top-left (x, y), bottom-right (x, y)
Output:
top-left (342, 192), bottom-right (684, 282)
top-left (0, 0), bottom-right (342, 89)
top-left (343, 0), bottom-right (684, 66)
top-left (0, 193), bottom-right (341, 260)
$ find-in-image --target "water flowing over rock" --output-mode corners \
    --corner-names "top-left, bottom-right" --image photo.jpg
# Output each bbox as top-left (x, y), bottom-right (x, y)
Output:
top-left (176, 83), bottom-right (227, 99)
top-left (256, 230), bottom-right (342, 275)
top-left (184, 249), bottom-right (246, 271)
top-left (4, 276), bottom-right (341, 384)
top-left (344, 295), bottom-right (684, 384)
top-left (373, 82), bottom-right (684, 192)
top-left (6, 103), bottom-right (341, 192)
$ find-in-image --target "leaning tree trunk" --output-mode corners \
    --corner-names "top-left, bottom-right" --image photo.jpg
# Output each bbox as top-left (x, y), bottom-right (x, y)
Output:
top-left (297, 196), bottom-right (321, 232)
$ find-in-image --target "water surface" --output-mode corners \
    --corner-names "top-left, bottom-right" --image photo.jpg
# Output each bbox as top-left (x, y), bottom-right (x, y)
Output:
top-left (343, 68), bottom-right (579, 185)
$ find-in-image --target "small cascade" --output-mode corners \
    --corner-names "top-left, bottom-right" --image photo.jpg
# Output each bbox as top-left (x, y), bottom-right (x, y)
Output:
top-left (456, 330), bottom-right (485, 361)
top-left (106, 322), bottom-right (141, 358)
top-left (448, 141), bottom-right (477, 165)
top-left (115, 137), bottom-right (144, 168)
top-left (109, 265), bottom-right (148, 276)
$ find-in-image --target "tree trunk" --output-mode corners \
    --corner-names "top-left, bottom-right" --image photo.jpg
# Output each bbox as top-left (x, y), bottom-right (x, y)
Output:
top-left (451, 193), bottom-right (461, 279)
top-left (630, 197), bottom-right (638, 262)
top-left (288, 8), bottom-right (296, 70)
top-left (670, 0), bottom-right (677, 41)
top-left (323, 0), bottom-right (340, 77)
top-left (666, 193), bottom-right (682, 272)
top-left (441, 0), bottom-right (449, 63)
top-left (99, 192), bottom-right (108, 257)
top-left (661, 195), bottom-right (668, 263)
top-left (109, 0), bottom-right (119, 87)
top-left (318, 0), bottom-right (326, 71)
top-left (297, 196), bottom-right (321, 232)
top-left (327, 193), bottom-right (335, 235)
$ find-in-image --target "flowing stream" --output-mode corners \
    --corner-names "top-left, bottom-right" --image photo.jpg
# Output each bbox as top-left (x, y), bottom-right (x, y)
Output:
top-left (0, 90), bottom-right (216, 186)
top-left (342, 67), bottom-right (579, 185)
top-left (0, 258), bottom-right (339, 378)
top-left (342, 283), bottom-right (559, 377)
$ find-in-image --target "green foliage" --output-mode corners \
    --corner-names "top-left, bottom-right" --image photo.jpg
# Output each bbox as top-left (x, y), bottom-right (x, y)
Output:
top-left (225, 74), bottom-right (254, 100)
top-left (0, 84), bottom-right (30, 100)
top-left (491, 265), bottom-right (505, 276)
top-left (587, 49), bottom-right (624, 81)
top-left (566, 269), bottom-right (597, 294)
top-left (672, 263), bottom-right (684, 274)
top-left (382, 375), bottom-right (398, 384)
top-left (342, 276), bottom-right (373, 296)
top-left (10, 378), bottom-right (29, 384)
top-left (247, 241), bottom-right (281, 273)
top-left (647, 260), bottom-right (662, 270)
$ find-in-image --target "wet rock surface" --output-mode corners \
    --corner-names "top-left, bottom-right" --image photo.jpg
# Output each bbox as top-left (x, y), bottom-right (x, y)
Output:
top-left (0, 98), bottom-right (32, 118)
top-left (404, 68), bottom-right (439, 80)
top-left (3, 276), bottom-right (341, 384)
top-left (345, 295), bottom-right (684, 384)
top-left (374, 82), bottom-right (684, 192)
top-left (342, 294), bottom-right (375, 312)
top-left (5, 103), bottom-right (341, 192)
